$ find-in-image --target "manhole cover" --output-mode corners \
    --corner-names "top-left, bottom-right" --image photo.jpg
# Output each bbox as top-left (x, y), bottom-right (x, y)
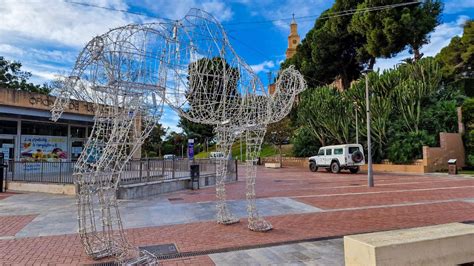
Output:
top-left (350, 183), bottom-right (360, 186)
top-left (168, 197), bottom-right (184, 201)
top-left (274, 180), bottom-right (284, 182)
top-left (139, 243), bottom-right (178, 256)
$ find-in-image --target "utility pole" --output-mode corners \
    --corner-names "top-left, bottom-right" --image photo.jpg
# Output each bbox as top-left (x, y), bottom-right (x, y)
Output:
top-left (364, 70), bottom-right (374, 187)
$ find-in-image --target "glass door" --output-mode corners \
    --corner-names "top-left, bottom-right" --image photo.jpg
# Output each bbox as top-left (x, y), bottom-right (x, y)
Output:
top-left (0, 136), bottom-right (16, 177)
top-left (0, 136), bottom-right (15, 161)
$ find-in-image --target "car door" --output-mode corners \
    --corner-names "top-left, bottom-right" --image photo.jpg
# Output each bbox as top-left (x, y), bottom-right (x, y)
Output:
top-left (316, 148), bottom-right (325, 166)
top-left (325, 148), bottom-right (332, 165)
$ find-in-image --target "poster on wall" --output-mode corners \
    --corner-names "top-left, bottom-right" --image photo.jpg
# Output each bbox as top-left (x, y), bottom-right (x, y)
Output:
top-left (20, 135), bottom-right (68, 162)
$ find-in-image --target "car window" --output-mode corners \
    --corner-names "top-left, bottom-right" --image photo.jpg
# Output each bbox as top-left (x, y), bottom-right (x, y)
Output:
top-left (334, 148), bottom-right (343, 155)
top-left (348, 147), bottom-right (360, 154)
top-left (318, 149), bottom-right (324, 155)
top-left (326, 149), bottom-right (332, 155)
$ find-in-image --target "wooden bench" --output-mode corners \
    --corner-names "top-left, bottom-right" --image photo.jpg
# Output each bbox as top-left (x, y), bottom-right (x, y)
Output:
top-left (344, 223), bottom-right (474, 266)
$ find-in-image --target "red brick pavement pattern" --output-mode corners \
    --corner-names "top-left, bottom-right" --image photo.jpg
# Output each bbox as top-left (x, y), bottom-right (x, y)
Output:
top-left (0, 215), bottom-right (37, 237)
top-left (1, 201), bottom-right (474, 264)
top-left (161, 255), bottom-right (215, 266)
top-left (0, 192), bottom-right (19, 201)
top-left (169, 166), bottom-right (474, 203)
top-left (295, 186), bottom-right (474, 209)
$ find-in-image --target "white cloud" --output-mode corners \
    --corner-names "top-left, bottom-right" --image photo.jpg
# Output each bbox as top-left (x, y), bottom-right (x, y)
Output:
top-left (0, 0), bottom-right (140, 48)
top-left (374, 15), bottom-right (466, 71)
top-left (250, 60), bottom-right (275, 73)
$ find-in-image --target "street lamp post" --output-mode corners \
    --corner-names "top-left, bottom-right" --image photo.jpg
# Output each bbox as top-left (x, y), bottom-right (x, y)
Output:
top-left (353, 102), bottom-right (359, 144)
top-left (363, 71), bottom-right (374, 187)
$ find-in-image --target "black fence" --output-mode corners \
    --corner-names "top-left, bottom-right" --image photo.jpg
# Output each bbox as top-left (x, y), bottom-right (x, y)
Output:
top-left (4, 159), bottom-right (237, 185)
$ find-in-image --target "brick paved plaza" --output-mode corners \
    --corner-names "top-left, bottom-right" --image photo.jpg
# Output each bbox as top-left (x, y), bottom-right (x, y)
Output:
top-left (1, 167), bottom-right (474, 265)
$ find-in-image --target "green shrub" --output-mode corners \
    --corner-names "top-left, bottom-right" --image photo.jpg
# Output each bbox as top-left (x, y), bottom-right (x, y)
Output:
top-left (421, 100), bottom-right (458, 137)
top-left (465, 129), bottom-right (474, 166)
top-left (387, 131), bottom-right (436, 164)
top-left (292, 126), bottom-right (320, 157)
top-left (463, 98), bottom-right (474, 128)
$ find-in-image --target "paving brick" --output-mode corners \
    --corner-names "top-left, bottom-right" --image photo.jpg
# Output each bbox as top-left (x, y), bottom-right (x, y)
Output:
top-left (1, 168), bottom-right (474, 264)
top-left (0, 215), bottom-right (37, 237)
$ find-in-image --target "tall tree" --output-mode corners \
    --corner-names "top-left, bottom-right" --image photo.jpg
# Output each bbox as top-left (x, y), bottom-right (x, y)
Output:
top-left (265, 117), bottom-right (293, 166)
top-left (349, 0), bottom-right (442, 69)
top-left (282, 1), bottom-right (365, 89)
top-left (178, 117), bottom-right (214, 147)
top-left (142, 123), bottom-right (167, 157)
top-left (399, 0), bottom-right (442, 61)
top-left (0, 56), bottom-right (51, 94)
top-left (436, 20), bottom-right (474, 81)
top-left (180, 57), bottom-right (241, 144)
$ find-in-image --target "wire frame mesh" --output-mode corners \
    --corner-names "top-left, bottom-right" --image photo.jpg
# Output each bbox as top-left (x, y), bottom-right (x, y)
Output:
top-left (50, 8), bottom-right (306, 263)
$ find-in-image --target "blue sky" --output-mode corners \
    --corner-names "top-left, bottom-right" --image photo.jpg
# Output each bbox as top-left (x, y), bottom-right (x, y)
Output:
top-left (0, 0), bottom-right (472, 132)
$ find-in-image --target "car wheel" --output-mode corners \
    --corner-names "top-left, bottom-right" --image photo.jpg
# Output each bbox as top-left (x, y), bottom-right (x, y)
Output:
top-left (350, 167), bottom-right (360, 174)
top-left (330, 161), bottom-right (340, 174)
top-left (309, 162), bottom-right (318, 172)
top-left (352, 151), bottom-right (364, 163)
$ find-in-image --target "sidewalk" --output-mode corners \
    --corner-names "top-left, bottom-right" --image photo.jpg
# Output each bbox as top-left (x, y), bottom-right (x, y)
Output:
top-left (1, 167), bottom-right (474, 264)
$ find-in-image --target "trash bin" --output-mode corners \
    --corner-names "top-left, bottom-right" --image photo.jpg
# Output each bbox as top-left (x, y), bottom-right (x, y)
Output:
top-left (448, 159), bottom-right (457, 175)
top-left (190, 164), bottom-right (199, 190)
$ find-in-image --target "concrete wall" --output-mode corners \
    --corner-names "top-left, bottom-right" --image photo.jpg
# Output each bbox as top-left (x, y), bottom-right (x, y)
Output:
top-left (344, 223), bottom-right (474, 266)
top-left (7, 181), bottom-right (76, 195)
top-left (117, 174), bottom-right (221, 200)
top-left (423, 132), bottom-right (465, 172)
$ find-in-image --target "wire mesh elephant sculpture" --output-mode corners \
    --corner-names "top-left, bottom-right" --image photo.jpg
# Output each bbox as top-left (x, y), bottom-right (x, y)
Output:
top-left (50, 8), bottom-right (306, 263)
top-left (162, 9), bottom-right (307, 231)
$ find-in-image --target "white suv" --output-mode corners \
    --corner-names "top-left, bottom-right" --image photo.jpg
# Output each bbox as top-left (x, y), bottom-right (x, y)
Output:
top-left (309, 144), bottom-right (365, 174)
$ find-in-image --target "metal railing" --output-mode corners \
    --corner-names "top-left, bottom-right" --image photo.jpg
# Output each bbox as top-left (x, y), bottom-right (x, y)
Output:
top-left (4, 158), bottom-right (237, 185)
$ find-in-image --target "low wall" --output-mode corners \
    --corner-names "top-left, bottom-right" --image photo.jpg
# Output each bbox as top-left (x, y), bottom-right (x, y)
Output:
top-left (261, 157), bottom-right (308, 168)
top-left (360, 163), bottom-right (425, 174)
top-left (117, 174), bottom-right (225, 200)
top-left (7, 181), bottom-right (76, 195)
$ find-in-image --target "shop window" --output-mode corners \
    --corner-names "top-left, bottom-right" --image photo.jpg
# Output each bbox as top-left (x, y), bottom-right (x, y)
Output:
top-left (21, 121), bottom-right (68, 136)
top-left (0, 120), bottom-right (17, 134)
top-left (71, 140), bottom-right (84, 161)
top-left (71, 127), bottom-right (86, 138)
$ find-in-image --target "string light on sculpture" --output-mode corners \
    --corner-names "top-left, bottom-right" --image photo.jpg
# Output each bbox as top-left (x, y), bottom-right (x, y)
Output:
top-left (51, 24), bottom-right (167, 264)
top-left (50, 8), bottom-right (306, 263)
top-left (161, 9), bottom-right (307, 231)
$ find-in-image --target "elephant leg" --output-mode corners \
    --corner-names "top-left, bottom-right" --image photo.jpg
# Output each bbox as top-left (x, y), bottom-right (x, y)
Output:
top-left (245, 129), bottom-right (272, 232)
top-left (215, 128), bottom-right (239, 225)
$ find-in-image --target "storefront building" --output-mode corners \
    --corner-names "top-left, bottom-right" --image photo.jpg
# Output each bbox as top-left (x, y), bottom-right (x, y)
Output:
top-left (0, 87), bottom-right (94, 162)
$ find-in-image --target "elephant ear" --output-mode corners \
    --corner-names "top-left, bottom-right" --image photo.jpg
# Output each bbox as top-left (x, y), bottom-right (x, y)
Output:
top-left (268, 65), bottom-right (307, 123)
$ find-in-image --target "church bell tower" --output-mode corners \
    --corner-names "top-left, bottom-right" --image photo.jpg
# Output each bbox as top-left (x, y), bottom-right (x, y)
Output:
top-left (285, 14), bottom-right (300, 59)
